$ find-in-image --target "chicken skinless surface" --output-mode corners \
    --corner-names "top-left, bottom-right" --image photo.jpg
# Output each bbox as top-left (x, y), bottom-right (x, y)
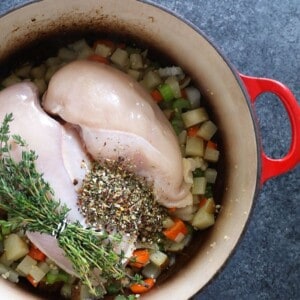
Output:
top-left (43, 60), bottom-right (192, 208)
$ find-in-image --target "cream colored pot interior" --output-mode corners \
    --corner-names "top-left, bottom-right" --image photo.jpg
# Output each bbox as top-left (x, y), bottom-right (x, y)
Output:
top-left (0, 0), bottom-right (259, 299)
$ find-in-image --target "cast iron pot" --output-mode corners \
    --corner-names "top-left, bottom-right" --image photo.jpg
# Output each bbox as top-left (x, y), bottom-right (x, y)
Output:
top-left (0, 0), bottom-right (299, 299)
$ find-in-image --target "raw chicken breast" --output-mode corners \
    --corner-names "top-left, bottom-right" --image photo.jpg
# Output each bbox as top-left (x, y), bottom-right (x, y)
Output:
top-left (0, 83), bottom-right (89, 275)
top-left (62, 124), bottom-right (91, 192)
top-left (43, 60), bottom-right (192, 208)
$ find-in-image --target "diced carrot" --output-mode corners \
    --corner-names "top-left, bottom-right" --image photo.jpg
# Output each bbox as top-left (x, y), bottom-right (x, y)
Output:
top-left (87, 54), bottom-right (110, 65)
top-left (168, 207), bottom-right (177, 213)
top-left (129, 249), bottom-right (150, 268)
top-left (27, 275), bottom-right (39, 288)
top-left (163, 218), bottom-right (188, 241)
top-left (130, 278), bottom-right (155, 294)
top-left (28, 245), bottom-right (46, 262)
top-left (187, 126), bottom-right (200, 137)
top-left (206, 140), bottom-right (217, 149)
top-left (199, 197), bottom-right (208, 208)
top-left (150, 89), bottom-right (163, 103)
top-left (93, 39), bottom-right (116, 51)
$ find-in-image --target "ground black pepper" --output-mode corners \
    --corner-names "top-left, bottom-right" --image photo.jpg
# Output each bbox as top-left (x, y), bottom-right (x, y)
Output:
top-left (78, 158), bottom-right (168, 243)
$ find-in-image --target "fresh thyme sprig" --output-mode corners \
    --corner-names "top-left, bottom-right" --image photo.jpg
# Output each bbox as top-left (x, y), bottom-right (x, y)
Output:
top-left (0, 113), bottom-right (127, 297)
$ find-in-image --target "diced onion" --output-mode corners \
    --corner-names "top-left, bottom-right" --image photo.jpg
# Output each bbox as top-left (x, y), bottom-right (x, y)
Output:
top-left (158, 66), bottom-right (183, 77)
top-left (185, 86), bottom-right (201, 108)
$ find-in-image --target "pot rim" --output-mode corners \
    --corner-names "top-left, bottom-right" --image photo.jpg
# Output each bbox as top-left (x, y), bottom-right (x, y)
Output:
top-left (0, 0), bottom-right (263, 298)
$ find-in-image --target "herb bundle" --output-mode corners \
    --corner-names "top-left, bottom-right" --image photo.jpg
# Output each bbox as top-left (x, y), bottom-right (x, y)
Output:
top-left (0, 113), bottom-right (127, 297)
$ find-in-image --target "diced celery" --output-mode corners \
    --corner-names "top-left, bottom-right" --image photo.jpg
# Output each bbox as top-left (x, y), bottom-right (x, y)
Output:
top-left (192, 177), bottom-right (207, 195)
top-left (158, 83), bottom-right (174, 101)
top-left (46, 271), bottom-right (69, 284)
top-left (165, 76), bottom-right (181, 98)
top-left (171, 117), bottom-right (185, 135)
top-left (182, 107), bottom-right (209, 128)
top-left (172, 98), bottom-right (191, 112)
top-left (1, 222), bottom-right (12, 235)
top-left (193, 168), bottom-right (205, 177)
top-left (205, 184), bottom-right (213, 198)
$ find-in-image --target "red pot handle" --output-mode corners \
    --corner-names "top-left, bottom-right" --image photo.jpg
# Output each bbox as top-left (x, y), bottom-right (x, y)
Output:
top-left (239, 74), bottom-right (300, 185)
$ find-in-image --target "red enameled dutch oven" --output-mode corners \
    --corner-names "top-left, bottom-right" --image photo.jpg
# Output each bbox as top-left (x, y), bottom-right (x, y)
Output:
top-left (0, 0), bottom-right (299, 299)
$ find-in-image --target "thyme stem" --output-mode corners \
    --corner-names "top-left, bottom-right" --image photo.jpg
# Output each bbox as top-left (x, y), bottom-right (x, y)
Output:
top-left (0, 114), bottom-right (126, 296)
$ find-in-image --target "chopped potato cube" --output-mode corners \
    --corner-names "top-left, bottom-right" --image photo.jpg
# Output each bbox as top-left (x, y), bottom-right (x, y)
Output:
top-left (192, 207), bottom-right (215, 229)
top-left (204, 147), bottom-right (220, 162)
top-left (150, 251), bottom-right (169, 269)
top-left (185, 136), bottom-right (204, 157)
top-left (16, 255), bottom-right (37, 275)
top-left (4, 234), bottom-right (29, 261)
top-left (198, 120), bottom-right (217, 140)
top-left (182, 108), bottom-right (209, 128)
top-left (29, 265), bottom-right (46, 282)
top-left (111, 48), bottom-right (129, 68)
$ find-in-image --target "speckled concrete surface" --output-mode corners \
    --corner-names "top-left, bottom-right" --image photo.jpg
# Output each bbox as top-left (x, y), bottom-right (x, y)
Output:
top-left (0, 1), bottom-right (299, 299)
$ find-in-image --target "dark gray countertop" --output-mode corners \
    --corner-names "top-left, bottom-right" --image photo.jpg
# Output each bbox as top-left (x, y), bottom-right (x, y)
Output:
top-left (0, 1), bottom-right (299, 299)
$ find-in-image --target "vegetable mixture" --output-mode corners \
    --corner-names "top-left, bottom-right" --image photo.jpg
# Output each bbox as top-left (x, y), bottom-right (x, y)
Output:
top-left (0, 38), bottom-right (220, 299)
